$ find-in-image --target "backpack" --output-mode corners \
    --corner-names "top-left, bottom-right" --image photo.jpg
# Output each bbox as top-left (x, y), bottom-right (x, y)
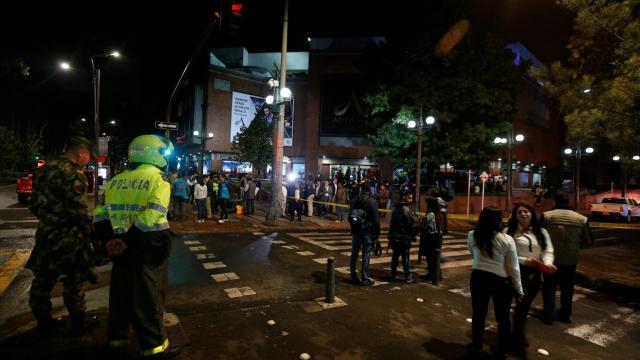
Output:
top-left (348, 208), bottom-right (368, 233)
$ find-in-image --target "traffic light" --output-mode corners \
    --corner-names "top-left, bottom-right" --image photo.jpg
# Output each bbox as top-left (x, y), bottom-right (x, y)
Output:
top-left (230, 1), bottom-right (244, 33)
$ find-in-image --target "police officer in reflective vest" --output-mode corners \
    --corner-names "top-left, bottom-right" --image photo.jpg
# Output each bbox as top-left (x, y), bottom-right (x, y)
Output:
top-left (94, 135), bottom-right (179, 358)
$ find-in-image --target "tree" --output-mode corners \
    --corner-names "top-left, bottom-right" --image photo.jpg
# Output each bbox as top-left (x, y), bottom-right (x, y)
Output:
top-left (0, 126), bottom-right (20, 173)
top-left (361, 1), bottom-right (524, 171)
top-left (232, 112), bottom-right (273, 177)
top-left (533, 0), bottom-right (640, 155)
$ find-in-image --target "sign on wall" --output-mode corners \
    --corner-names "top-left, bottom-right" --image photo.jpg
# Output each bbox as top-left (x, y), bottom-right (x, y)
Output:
top-left (231, 91), bottom-right (293, 146)
top-left (231, 91), bottom-right (265, 142)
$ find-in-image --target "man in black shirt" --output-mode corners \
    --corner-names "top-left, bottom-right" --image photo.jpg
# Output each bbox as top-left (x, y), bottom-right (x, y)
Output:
top-left (348, 185), bottom-right (380, 286)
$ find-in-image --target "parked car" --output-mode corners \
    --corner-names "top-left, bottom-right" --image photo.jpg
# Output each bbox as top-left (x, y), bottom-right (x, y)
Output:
top-left (16, 168), bottom-right (37, 205)
top-left (590, 197), bottom-right (640, 223)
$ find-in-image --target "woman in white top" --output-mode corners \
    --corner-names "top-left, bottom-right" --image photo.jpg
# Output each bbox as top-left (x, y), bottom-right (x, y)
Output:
top-left (467, 206), bottom-right (523, 359)
top-left (505, 202), bottom-right (556, 352)
top-left (194, 177), bottom-right (208, 223)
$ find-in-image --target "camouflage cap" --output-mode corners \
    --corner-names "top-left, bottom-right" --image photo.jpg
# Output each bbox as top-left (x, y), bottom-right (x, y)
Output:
top-left (68, 136), bottom-right (98, 158)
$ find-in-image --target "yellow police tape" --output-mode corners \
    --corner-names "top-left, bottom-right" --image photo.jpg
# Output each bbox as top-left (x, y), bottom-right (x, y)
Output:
top-left (279, 195), bottom-right (640, 229)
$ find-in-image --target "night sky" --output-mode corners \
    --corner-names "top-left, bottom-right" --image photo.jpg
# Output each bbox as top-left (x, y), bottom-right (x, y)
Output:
top-left (1, 0), bottom-right (572, 153)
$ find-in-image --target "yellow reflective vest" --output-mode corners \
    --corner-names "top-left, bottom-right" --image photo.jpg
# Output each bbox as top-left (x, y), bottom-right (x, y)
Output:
top-left (94, 164), bottom-right (170, 234)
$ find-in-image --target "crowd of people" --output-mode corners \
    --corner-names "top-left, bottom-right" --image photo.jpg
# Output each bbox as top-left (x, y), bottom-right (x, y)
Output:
top-left (25, 133), bottom-right (594, 359)
top-left (167, 172), bottom-right (247, 224)
top-left (345, 177), bottom-right (592, 359)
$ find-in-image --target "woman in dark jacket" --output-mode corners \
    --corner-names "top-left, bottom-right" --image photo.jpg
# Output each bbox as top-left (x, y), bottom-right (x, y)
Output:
top-left (388, 194), bottom-right (420, 283)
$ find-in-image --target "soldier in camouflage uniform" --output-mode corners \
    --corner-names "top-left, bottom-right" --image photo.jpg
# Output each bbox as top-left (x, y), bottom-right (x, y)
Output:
top-left (27, 136), bottom-right (101, 336)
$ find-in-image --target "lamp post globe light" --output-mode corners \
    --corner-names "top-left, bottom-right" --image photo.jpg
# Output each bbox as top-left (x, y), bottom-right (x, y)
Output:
top-left (192, 130), bottom-right (214, 174)
top-left (264, 0), bottom-right (291, 226)
top-left (612, 154), bottom-right (640, 197)
top-left (564, 146), bottom-right (595, 209)
top-left (494, 132), bottom-right (525, 210)
top-left (406, 105), bottom-right (436, 212)
top-left (90, 50), bottom-right (121, 205)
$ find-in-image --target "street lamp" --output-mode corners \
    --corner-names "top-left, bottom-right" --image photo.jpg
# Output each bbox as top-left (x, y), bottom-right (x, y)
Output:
top-left (91, 50), bottom-right (121, 205)
top-left (407, 105), bottom-right (436, 212)
top-left (494, 131), bottom-right (525, 210)
top-left (612, 154), bottom-right (640, 197)
top-left (564, 146), bottom-right (595, 209)
top-left (193, 130), bottom-right (214, 174)
top-left (264, 0), bottom-right (290, 226)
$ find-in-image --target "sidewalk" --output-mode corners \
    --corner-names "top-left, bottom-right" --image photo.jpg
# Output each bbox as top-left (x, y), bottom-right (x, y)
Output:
top-left (169, 200), bottom-right (471, 233)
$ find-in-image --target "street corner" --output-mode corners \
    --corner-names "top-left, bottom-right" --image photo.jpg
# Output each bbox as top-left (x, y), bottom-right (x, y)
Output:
top-left (0, 310), bottom-right (189, 359)
top-left (0, 248), bottom-right (31, 297)
top-left (0, 309), bottom-right (111, 359)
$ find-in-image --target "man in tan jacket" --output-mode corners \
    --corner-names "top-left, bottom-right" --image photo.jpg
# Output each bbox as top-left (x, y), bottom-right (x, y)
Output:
top-left (541, 194), bottom-right (593, 324)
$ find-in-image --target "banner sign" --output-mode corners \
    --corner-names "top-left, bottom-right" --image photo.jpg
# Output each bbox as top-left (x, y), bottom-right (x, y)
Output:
top-left (231, 91), bottom-right (293, 146)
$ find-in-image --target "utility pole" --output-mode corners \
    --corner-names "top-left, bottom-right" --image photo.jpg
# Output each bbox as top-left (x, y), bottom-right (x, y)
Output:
top-left (266, 0), bottom-right (289, 225)
top-left (415, 104), bottom-right (423, 213)
top-left (92, 65), bottom-right (101, 207)
top-left (506, 127), bottom-right (513, 212)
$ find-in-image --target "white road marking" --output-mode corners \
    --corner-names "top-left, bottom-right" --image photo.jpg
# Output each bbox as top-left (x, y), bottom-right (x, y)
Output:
top-left (239, 286), bottom-right (257, 296)
top-left (202, 261), bottom-right (226, 269)
top-left (296, 251), bottom-right (315, 256)
top-left (313, 258), bottom-right (328, 264)
top-left (188, 246), bottom-right (207, 251)
top-left (184, 240), bottom-right (202, 245)
top-left (566, 307), bottom-right (639, 347)
top-left (0, 229), bottom-right (36, 239)
top-left (196, 253), bottom-right (216, 260)
top-left (224, 288), bottom-right (243, 298)
top-left (224, 287), bottom-right (257, 298)
top-left (211, 272), bottom-right (239, 282)
top-left (0, 219), bottom-right (38, 224)
top-left (271, 240), bottom-right (287, 244)
top-left (252, 232), bottom-right (265, 236)
top-left (282, 245), bottom-right (299, 250)
top-left (449, 287), bottom-right (471, 298)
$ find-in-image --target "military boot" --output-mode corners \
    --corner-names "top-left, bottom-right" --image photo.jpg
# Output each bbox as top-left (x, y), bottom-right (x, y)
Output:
top-left (70, 313), bottom-right (100, 335)
top-left (35, 315), bottom-right (65, 337)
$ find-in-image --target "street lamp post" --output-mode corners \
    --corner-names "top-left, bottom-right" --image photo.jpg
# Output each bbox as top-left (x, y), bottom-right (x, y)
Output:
top-left (407, 105), bottom-right (435, 213)
top-left (265, 0), bottom-right (290, 226)
top-left (612, 154), bottom-right (640, 198)
top-left (494, 130), bottom-right (524, 211)
top-left (564, 146), bottom-right (594, 209)
top-left (90, 51), bottom-right (120, 206)
top-left (193, 130), bottom-right (214, 174)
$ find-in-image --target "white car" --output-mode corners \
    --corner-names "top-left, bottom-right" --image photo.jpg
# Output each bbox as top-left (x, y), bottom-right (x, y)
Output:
top-left (590, 197), bottom-right (640, 223)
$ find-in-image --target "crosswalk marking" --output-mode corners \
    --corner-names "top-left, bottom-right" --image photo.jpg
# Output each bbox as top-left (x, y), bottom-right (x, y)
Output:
top-left (202, 261), bottom-right (226, 270)
top-left (288, 230), bottom-right (473, 270)
top-left (0, 229), bottom-right (36, 239)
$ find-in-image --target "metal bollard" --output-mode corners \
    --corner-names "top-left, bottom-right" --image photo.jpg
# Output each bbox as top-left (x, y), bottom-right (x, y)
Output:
top-left (325, 257), bottom-right (335, 303)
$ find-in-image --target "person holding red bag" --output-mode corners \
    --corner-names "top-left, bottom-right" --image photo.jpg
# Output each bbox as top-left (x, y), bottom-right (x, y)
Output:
top-left (505, 202), bottom-right (556, 353)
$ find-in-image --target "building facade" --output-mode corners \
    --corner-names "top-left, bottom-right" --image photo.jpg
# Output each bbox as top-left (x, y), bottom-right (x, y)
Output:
top-left (173, 39), bottom-right (562, 189)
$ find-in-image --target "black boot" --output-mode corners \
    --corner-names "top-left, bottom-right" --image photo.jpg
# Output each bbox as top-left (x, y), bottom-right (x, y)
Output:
top-left (35, 314), bottom-right (64, 337)
top-left (70, 313), bottom-right (100, 335)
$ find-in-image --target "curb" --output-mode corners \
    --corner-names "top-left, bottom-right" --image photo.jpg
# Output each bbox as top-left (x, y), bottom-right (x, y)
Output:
top-left (575, 271), bottom-right (640, 302)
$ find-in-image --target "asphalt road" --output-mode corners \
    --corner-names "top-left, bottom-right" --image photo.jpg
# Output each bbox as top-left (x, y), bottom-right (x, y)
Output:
top-left (1, 184), bottom-right (639, 359)
top-left (156, 230), bottom-right (639, 359)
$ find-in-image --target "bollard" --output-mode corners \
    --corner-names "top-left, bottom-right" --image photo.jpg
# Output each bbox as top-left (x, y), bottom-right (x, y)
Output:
top-left (325, 257), bottom-right (335, 303)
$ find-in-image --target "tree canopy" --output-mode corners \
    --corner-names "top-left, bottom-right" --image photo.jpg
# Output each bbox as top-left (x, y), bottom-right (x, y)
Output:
top-left (232, 112), bottom-right (273, 177)
top-left (360, 1), bottom-right (524, 170)
top-left (533, 0), bottom-right (640, 158)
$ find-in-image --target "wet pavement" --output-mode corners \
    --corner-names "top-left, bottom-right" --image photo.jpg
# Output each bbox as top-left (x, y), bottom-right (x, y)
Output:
top-left (1, 188), bottom-right (640, 359)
